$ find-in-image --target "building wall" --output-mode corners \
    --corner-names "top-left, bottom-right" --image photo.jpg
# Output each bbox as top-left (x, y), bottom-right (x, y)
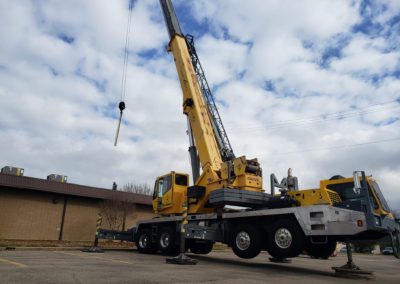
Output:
top-left (0, 188), bottom-right (154, 241)
top-left (125, 204), bottom-right (155, 230)
top-left (0, 190), bottom-right (63, 240)
top-left (61, 197), bottom-right (100, 241)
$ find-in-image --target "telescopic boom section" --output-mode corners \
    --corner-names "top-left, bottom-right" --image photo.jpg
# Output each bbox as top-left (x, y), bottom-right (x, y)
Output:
top-left (160, 0), bottom-right (223, 172)
top-left (159, 0), bottom-right (183, 38)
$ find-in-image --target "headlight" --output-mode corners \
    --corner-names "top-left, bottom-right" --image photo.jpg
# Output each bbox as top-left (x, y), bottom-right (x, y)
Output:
top-left (374, 216), bottom-right (381, 226)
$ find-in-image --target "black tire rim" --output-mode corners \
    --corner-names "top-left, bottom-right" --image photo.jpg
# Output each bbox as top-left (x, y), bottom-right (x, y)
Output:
top-left (139, 234), bottom-right (148, 249)
top-left (160, 232), bottom-right (170, 249)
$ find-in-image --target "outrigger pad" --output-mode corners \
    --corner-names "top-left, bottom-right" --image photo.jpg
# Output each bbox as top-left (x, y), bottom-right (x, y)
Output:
top-left (81, 247), bottom-right (104, 253)
top-left (269, 257), bottom-right (291, 263)
top-left (332, 264), bottom-right (375, 279)
top-left (166, 253), bottom-right (198, 265)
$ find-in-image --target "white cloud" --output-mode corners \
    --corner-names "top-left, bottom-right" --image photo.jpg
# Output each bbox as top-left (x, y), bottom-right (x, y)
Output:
top-left (331, 34), bottom-right (400, 75)
top-left (196, 35), bottom-right (249, 85)
top-left (0, 0), bottom-right (399, 212)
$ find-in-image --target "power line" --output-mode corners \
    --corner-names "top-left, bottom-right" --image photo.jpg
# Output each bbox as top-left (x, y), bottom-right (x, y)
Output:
top-left (269, 137), bottom-right (400, 156)
top-left (240, 105), bottom-right (400, 133)
top-left (225, 99), bottom-right (400, 132)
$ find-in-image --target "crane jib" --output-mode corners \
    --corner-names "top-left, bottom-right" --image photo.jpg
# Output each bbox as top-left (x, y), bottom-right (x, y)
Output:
top-left (159, 0), bottom-right (183, 39)
top-left (185, 35), bottom-right (235, 161)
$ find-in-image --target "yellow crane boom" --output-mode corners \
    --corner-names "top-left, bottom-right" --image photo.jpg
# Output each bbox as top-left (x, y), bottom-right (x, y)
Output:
top-left (168, 34), bottom-right (223, 173)
top-left (155, 0), bottom-right (263, 215)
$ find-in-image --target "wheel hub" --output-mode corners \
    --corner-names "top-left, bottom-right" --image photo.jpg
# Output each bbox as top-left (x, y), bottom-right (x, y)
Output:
top-left (160, 232), bottom-right (170, 248)
top-left (139, 234), bottom-right (148, 248)
top-left (275, 228), bottom-right (292, 249)
top-left (236, 231), bottom-right (251, 251)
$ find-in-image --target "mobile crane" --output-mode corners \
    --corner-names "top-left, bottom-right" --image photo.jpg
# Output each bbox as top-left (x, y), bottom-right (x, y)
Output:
top-left (99, 0), bottom-right (400, 264)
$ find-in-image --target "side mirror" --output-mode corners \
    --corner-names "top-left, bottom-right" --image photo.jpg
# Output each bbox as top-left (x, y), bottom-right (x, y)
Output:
top-left (353, 171), bottom-right (362, 195)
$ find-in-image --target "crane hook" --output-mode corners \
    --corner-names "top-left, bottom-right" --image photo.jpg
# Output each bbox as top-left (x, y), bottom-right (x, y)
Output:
top-left (114, 101), bottom-right (126, 146)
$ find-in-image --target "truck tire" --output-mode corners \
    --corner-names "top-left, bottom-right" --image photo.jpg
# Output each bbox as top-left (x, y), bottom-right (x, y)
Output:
top-left (390, 230), bottom-right (400, 259)
top-left (231, 224), bottom-right (262, 259)
top-left (305, 238), bottom-right (337, 259)
top-left (158, 227), bottom-right (179, 255)
top-left (267, 219), bottom-right (304, 259)
top-left (189, 240), bottom-right (214, 254)
top-left (137, 228), bottom-right (157, 254)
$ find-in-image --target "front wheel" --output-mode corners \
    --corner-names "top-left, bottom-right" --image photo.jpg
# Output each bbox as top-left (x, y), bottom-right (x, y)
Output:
top-left (158, 227), bottom-right (179, 255)
top-left (231, 224), bottom-right (262, 259)
top-left (137, 228), bottom-right (157, 254)
top-left (267, 219), bottom-right (305, 259)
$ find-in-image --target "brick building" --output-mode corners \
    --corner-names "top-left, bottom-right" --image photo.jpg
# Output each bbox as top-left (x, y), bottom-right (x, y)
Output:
top-left (0, 174), bottom-right (154, 241)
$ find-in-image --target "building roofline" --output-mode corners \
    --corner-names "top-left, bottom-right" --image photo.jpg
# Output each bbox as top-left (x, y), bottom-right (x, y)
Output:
top-left (0, 174), bottom-right (152, 206)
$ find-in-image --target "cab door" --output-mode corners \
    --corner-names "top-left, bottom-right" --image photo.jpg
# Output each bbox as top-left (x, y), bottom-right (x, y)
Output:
top-left (152, 174), bottom-right (174, 212)
top-left (161, 174), bottom-right (173, 208)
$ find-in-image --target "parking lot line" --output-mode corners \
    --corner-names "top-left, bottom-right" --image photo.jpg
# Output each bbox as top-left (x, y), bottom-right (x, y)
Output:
top-left (57, 251), bottom-right (132, 265)
top-left (0, 257), bottom-right (27, 268)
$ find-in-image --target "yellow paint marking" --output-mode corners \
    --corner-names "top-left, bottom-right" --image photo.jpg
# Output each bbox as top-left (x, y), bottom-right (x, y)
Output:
top-left (0, 257), bottom-right (27, 268)
top-left (57, 251), bottom-right (132, 265)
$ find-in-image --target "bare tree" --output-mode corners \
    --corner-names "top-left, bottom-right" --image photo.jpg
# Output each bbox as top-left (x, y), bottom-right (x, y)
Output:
top-left (100, 199), bottom-right (135, 231)
top-left (122, 183), bottom-right (152, 196)
top-left (99, 183), bottom-right (151, 230)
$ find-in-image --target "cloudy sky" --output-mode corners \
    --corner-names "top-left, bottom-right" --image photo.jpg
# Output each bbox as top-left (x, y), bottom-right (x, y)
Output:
top-left (1, 0), bottom-right (399, 209)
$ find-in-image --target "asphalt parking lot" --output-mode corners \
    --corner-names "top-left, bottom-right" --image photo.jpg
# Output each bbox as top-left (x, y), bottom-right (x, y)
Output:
top-left (0, 249), bottom-right (399, 284)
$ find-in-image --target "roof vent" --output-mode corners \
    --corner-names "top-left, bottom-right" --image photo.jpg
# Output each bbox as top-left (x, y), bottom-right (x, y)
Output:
top-left (47, 174), bottom-right (68, 183)
top-left (1, 166), bottom-right (24, 176)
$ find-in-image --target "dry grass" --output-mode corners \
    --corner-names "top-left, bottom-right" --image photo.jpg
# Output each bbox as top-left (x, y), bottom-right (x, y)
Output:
top-left (0, 239), bottom-right (229, 251)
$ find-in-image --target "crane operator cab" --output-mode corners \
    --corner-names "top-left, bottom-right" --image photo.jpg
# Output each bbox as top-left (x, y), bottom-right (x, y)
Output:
top-left (152, 172), bottom-right (189, 215)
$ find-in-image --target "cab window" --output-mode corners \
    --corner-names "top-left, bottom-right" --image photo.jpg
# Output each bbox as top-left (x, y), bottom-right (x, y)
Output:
top-left (175, 174), bottom-right (188, 186)
top-left (163, 175), bottom-right (172, 193)
top-left (370, 181), bottom-right (391, 212)
top-left (152, 181), bottom-right (158, 199)
top-left (158, 178), bottom-right (164, 198)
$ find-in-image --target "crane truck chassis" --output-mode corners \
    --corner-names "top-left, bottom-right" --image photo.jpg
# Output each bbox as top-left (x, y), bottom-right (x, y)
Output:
top-left (134, 202), bottom-right (366, 259)
top-left (98, 171), bottom-right (400, 260)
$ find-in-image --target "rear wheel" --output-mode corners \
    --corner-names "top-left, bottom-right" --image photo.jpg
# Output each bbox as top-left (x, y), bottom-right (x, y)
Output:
top-left (231, 224), bottom-right (262, 259)
top-left (137, 228), bottom-right (157, 254)
top-left (158, 227), bottom-right (179, 255)
top-left (390, 230), bottom-right (400, 259)
top-left (305, 238), bottom-right (337, 259)
top-left (267, 220), bottom-right (304, 259)
top-left (189, 240), bottom-right (214, 254)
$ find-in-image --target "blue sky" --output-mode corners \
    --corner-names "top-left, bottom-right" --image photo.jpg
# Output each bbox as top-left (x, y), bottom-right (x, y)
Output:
top-left (0, 0), bottom-right (399, 210)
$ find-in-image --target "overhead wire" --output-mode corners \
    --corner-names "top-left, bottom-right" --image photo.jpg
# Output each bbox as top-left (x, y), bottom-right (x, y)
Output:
top-left (246, 105), bottom-right (399, 133)
top-left (226, 99), bottom-right (400, 133)
top-left (228, 99), bottom-right (400, 156)
top-left (267, 137), bottom-right (400, 156)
